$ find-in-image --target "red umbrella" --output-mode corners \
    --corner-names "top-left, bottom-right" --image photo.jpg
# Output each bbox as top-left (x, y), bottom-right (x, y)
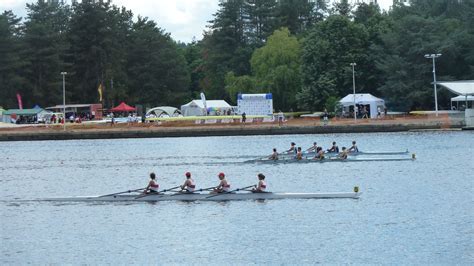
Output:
top-left (110, 102), bottom-right (136, 112)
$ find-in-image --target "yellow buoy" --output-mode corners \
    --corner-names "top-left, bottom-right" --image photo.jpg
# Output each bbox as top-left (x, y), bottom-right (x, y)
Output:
top-left (354, 186), bottom-right (359, 193)
top-left (412, 153), bottom-right (416, 159)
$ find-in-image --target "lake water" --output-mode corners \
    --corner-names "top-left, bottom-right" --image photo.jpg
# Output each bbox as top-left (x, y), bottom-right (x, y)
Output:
top-left (1, 131), bottom-right (473, 264)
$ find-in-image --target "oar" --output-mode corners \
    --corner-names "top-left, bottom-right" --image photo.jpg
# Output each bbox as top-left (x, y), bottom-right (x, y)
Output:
top-left (167, 186), bottom-right (213, 197)
top-left (134, 186), bottom-right (180, 199)
top-left (99, 187), bottom-right (146, 198)
top-left (190, 186), bottom-right (217, 193)
top-left (204, 185), bottom-right (255, 199)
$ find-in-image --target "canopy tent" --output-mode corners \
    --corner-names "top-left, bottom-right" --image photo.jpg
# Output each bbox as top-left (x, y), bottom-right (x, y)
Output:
top-left (339, 93), bottom-right (385, 119)
top-left (438, 80), bottom-right (474, 96)
top-left (181, 100), bottom-right (232, 116)
top-left (438, 81), bottom-right (474, 110)
top-left (451, 95), bottom-right (474, 110)
top-left (2, 108), bottom-right (52, 123)
top-left (146, 106), bottom-right (181, 118)
top-left (110, 102), bottom-right (136, 112)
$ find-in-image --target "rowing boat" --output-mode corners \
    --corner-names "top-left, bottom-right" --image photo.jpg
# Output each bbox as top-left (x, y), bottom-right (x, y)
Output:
top-left (41, 191), bottom-right (361, 202)
top-left (279, 150), bottom-right (409, 158)
top-left (245, 157), bottom-right (415, 163)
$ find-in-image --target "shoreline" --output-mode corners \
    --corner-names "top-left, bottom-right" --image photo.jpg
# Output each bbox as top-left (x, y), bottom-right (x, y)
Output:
top-left (0, 119), bottom-right (464, 141)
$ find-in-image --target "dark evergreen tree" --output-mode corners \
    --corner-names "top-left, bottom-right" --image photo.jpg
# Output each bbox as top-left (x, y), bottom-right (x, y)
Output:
top-left (126, 17), bottom-right (189, 107)
top-left (23, 1), bottom-right (71, 107)
top-left (0, 11), bottom-right (27, 108)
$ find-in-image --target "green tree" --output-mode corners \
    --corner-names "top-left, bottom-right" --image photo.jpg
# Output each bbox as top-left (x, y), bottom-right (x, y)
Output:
top-left (250, 27), bottom-right (301, 110)
top-left (201, 0), bottom-right (250, 99)
top-left (275, 0), bottom-right (328, 35)
top-left (374, 0), bottom-right (474, 110)
top-left (181, 39), bottom-right (205, 99)
top-left (332, 0), bottom-right (352, 17)
top-left (0, 11), bottom-right (26, 108)
top-left (23, 1), bottom-right (71, 107)
top-left (67, 1), bottom-right (132, 106)
top-left (224, 72), bottom-right (257, 103)
top-left (126, 17), bottom-right (190, 106)
top-left (299, 15), bottom-right (369, 110)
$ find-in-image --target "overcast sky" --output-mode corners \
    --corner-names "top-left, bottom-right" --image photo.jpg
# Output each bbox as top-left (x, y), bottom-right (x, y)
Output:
top-left (1, 0), bottom-right (393, 43)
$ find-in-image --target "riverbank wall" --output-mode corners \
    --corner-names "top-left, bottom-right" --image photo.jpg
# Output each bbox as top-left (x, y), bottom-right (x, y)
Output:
top-left (0, 122), bottom-right (463, 141)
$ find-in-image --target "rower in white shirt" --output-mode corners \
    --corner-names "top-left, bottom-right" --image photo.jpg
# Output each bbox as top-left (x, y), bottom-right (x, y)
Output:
top-left (252, 173), bottom-right (267, 193)
top-left (180, 172), bottom-right (196, 193)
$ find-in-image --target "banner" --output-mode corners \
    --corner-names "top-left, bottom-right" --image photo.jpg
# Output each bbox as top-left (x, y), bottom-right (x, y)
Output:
top-left (16, 93), bottom-right (23, 110)
top-left (200, 92), bottom-right (207, 115)
top-left (98, 83), bottom-right (103, 102)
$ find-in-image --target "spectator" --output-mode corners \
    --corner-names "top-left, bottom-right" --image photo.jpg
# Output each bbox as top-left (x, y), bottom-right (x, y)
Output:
top-left (278, 110), bottom-right (284, 126)
top-left (323, 108), bottom-right (329, 125)
top-left (242, 112), bottom-right (246, 123)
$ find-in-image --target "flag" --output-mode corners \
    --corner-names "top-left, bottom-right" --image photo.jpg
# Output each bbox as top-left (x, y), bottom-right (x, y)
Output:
top-left (16, 93), bottom-right (23, 110)
top-left (98, 83), bottom-right (103, 102)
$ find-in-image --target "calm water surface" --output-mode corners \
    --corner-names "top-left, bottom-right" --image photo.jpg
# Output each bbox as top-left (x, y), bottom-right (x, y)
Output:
top-left (1, 131), bottom-right (473, 264)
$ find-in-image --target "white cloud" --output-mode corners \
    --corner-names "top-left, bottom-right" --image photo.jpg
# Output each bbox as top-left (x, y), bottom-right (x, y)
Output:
top-left (1, 0), bottom-right (395, 42)
top-left (112, 0), bottom-right (218, 42)
top-left (1, 0), bottom-right (218, 43)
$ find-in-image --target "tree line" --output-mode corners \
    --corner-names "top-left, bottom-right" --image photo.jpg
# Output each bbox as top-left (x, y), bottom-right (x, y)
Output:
top-left (1, 0), bottom-right (473, 112)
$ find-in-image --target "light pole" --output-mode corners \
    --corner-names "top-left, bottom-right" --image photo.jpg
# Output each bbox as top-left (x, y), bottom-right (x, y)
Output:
top-left (424, 53), bottom-right (442, 117)
top-left (60, 72), bottom-right (67, 131)
top-left (350, 63), bottom-right (357, 121)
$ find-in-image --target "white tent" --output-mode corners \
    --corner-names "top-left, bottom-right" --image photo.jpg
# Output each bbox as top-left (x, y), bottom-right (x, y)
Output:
top-left (181, 100), bottom-right (232, 116)
top-left (450, 95), bottom-right (474, 110)
top-left (339, 93), bottom-right (385, 119)
top-left (438, 80), bottom-right (474, 96)
top-left (146, 106), bottom-right (181, 118)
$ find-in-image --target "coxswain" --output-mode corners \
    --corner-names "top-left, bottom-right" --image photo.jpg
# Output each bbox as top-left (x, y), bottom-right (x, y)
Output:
top-left (306, 142), bottom-right (318, 153)
top-left (145, 172), bottom-right (159, 194)
top-left (338, 147), bottom-right (348, 160)
top-left (348, 141), bottom-right (359, 153)
top-left (286, 142), bottom-right (297, 154)
top-left (180, 172), bottom-right (196, 193)
top-left (296, 147), bottom-right (303, 160)
top-left (268, 148), bottom-right (279, 160)
top-left (252, 173), bottom-right (267, 193)
top-left (213, 172), bottom-right (230, 193)
top-left (327, 141), bottom-right (339, 153)
top-left (313, 147), bottom-right (325, 160)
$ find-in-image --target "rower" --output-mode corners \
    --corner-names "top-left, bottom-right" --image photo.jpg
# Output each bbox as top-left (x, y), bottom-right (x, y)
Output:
top-left (213, 172), bottom-right (230, 193)
top-left (180, 172), bottom-right (196, 193)
top-left (268, 148), bottom-right (279, 160)
top-left (296, 147), bottom-right (303, 160)
top-left (144, 172), bottom-right (159, 194)
top-left (252, 173), bottom-right (267, 193)
top-left (286, 142), bottom-right (297, 154)
top-left (306, 142), bottom-right (318, 153)
top-left (348, 141), bottom-right (359, 153)
top-left (338, 147), bottom-right (348, 160)
top-left (327, 141), bottom-right (339, 153)
top-left (313, 147), bottom-right (325, 160)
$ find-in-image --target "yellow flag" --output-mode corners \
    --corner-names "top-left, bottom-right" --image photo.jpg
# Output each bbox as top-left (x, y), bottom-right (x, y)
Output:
top-left (98, 83), bottom-right (103, 102)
